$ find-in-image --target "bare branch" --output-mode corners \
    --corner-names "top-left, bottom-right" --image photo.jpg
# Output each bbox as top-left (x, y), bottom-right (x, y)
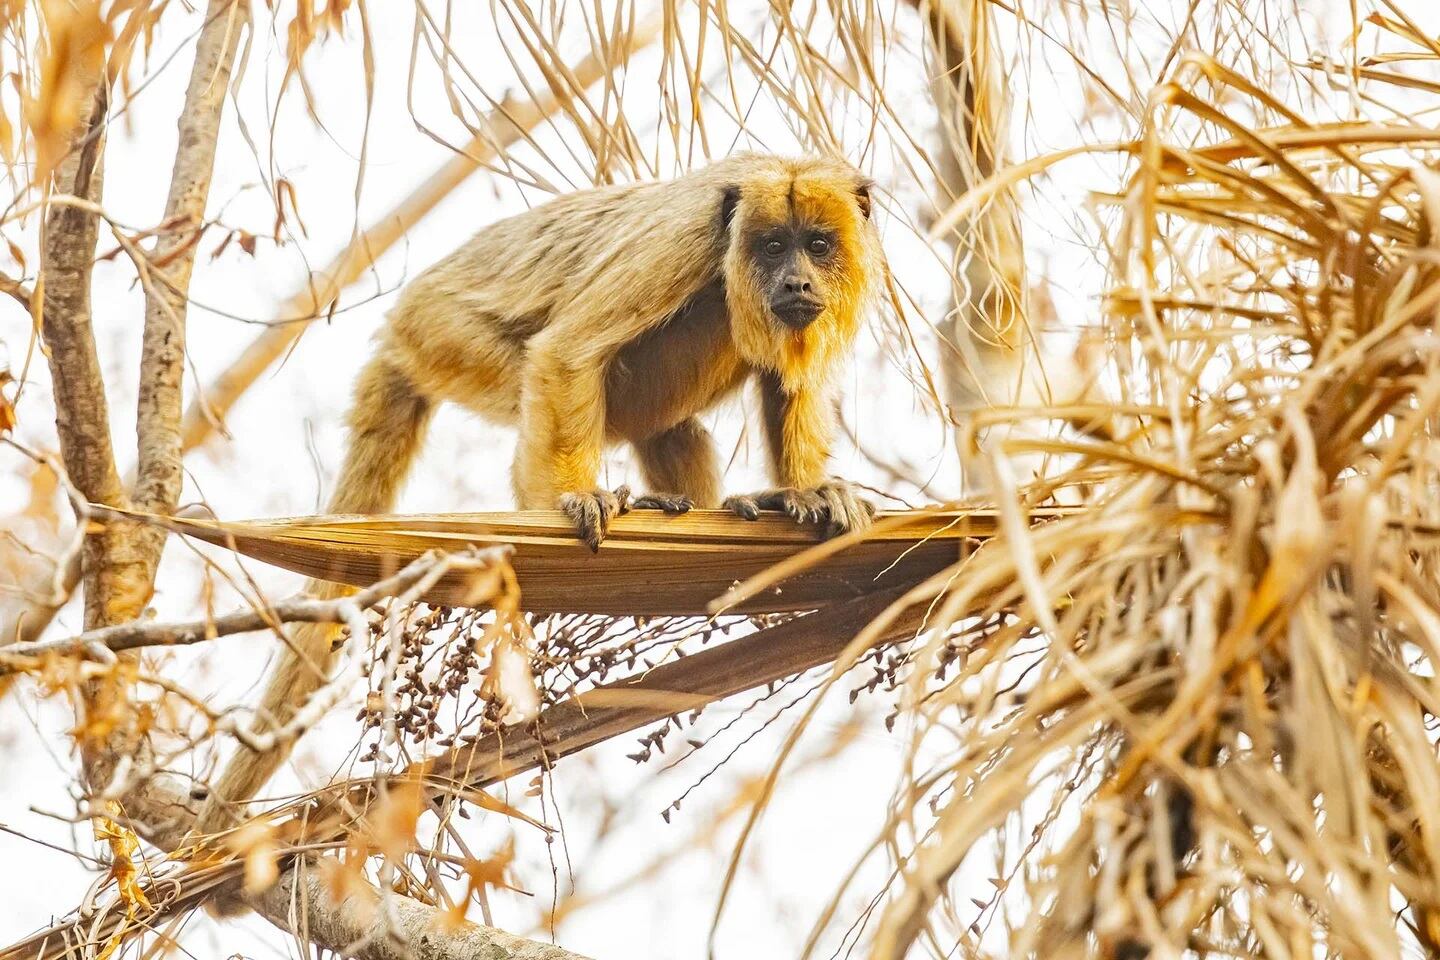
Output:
top-left (5, 860), bottom-right (593, 960)
top-left (37, 71), bottom-right (138, 631)
top-left (246, 868), bottom-right (593, 960)
top-left (0, 546), bottom-right (509, 674)
top-left (131, 0), bottom-right (249, 583)
top-left (0, 1), bottom-right (252, 649)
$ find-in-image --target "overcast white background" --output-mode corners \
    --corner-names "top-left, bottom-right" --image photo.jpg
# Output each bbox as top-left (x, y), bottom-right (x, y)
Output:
top-left (0, 1), bottom-right (1394, 956)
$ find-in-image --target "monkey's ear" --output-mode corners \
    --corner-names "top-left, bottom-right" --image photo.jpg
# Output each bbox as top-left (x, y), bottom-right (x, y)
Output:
top-left (721, 186), bottom-right (741, 231)
top-left (855, 179), bottom-right (875, 220)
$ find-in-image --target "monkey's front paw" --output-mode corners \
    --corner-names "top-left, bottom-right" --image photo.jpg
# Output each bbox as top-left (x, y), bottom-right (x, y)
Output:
top-left (631, 492), bottom-right (695, 514)
top-left (724, 481), bottom-right (874, 538)
top-left (560, 485), bottom-right (631, 552)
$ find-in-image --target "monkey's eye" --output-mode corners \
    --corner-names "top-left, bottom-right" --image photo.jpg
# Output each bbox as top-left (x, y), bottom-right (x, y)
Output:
top-left (764, 239), bottom-right (785, 257)
top-left (807, 237), bottom-right (831, 256)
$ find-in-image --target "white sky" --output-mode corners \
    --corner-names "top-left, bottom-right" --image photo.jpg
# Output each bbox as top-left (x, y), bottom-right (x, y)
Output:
top-left (0, 0), bottom-right (1412, 957)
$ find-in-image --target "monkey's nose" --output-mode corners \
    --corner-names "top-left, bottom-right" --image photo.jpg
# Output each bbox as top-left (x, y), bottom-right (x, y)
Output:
top-left (783, 278), bottom-right (813, 295)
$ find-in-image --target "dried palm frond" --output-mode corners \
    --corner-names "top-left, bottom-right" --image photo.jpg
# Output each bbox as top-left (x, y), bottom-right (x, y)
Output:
top-left (154, 507), bottom-right (1042, 615)
top-left (837, 48), bottom-right (1440, 960)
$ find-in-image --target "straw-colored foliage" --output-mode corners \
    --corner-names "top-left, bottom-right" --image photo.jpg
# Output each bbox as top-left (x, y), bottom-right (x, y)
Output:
top-left (851, 44), bottom-right (1440, 960)
top-left (6, 1), bottom-right (1440, 959)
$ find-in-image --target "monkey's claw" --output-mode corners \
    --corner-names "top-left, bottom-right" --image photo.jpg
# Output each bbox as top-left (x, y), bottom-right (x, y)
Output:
top-left (724, 481), bottom-right (875, 538)
top-left (631, 492), bottom-right (695, 514)
top-left (560, 485), bottom-right (632, 552)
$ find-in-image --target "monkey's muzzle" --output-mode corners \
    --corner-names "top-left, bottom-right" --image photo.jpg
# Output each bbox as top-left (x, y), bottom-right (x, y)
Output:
top-left (770, 296), bottom-right (825, 330)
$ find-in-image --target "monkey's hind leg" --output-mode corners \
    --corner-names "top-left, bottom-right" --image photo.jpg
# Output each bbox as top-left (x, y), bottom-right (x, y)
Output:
top-left (631, 418), bottom-right (721, 513)
top-left (195, 356), bottom-right (434, 836)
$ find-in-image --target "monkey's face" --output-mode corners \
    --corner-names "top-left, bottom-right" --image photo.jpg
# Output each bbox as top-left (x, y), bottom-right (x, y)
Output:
top-left (722, 157), bottom-right (881, 385)
top-left (751, 226), bottom-right (834, 330)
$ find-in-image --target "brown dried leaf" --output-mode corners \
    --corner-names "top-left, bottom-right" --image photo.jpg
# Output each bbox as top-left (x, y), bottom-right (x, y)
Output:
top-left (364, 772), bottom-right (424, 864)
top-left (225, 819), bottom-right (280, 896)
top-left (273, 177), bottom-right (307, 240)
top-left (0, 368), bottom-right (14, 436)
top-left (93, 804), bottom-right (152, 916)
top-left (444, 837), bottom-right (517, 928)
top-left (28, 0), bottom-right (109, 185)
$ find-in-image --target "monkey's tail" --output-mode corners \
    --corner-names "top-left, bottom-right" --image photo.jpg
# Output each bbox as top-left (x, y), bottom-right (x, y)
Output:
top-left (195, 355), bottom-right (433, 834)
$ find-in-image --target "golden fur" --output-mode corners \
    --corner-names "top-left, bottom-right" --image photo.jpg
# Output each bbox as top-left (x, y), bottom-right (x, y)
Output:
top-left (195, 153), bottom-right (883, 833)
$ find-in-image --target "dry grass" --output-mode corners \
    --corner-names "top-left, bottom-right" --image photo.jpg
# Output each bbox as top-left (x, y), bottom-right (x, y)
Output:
top-left (7, 2), bottom-right (1440, 959)
top-left (832, 38), bottom-right (1440, 960)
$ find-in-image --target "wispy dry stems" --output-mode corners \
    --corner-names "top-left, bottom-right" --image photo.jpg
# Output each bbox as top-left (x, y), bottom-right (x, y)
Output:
top-left (11, 3), bottom-right (1440, 960)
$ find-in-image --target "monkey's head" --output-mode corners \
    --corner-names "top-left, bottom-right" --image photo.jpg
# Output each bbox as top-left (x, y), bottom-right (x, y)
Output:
top-left (720, 156), bottom-right (882, 388)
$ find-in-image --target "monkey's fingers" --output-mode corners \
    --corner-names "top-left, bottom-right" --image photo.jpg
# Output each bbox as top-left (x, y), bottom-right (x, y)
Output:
top-left (774, 488), bottom-right (828, 526)
top-left (723, 493), bottom-right (762, 521)
top-left (612, 484), bottom-right (633, 512)
top-left (724, 488), bottom-right (825, 526)
top-left (631, 492), bottom-right (694, 514)
top-left (560, 487), bottom-right (629, 552)
top-left (816, 481), bottom-right (875, 538)
top-left (725, 485), bottom-right (872, 536)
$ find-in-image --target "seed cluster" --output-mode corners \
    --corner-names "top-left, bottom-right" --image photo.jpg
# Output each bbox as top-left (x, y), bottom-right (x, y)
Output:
top-left (353, 604), bottom-right (800, 768)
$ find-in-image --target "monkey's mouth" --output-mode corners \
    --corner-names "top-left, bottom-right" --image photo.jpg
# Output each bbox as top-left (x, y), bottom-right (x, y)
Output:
top-left (770, 297), bottom-right (825, 330)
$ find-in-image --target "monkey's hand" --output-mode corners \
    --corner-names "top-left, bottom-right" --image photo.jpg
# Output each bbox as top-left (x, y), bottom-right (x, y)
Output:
top-left (560, 485), bottom-right (632, 552)
top-left (724, 481), bottom-right (875, 538)
top-left (630, 492), bottom-right (695, 513)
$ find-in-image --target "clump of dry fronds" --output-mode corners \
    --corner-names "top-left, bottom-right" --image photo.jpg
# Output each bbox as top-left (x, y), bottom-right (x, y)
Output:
top-left (12, 1), bottom-right (1440, 957)
top-left (837, 44), bottom-right (1440, 960)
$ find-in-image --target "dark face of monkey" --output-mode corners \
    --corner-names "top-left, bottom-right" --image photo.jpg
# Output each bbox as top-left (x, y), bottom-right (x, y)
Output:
top-left (751, 225), bottom-right (835, 329)
top-left (720, 165), bottom-right (877, 376)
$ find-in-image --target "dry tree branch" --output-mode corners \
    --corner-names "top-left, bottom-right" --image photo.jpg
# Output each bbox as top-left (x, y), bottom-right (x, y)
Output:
top-left (11, 1), bottom-right (249, 646)
top-left (10, 854), bottom-right (596, 960)
top-left (37, 68), bottom-right (131, 630)
top-left (130, 0), bottom-right (248, 572)
top-left (56, 0), bottom-right (251, 856)
top-left (0, 268), bottom-right (33, 310)
top-left (4, 585), bottom-right (923, 960)
top-left (0, 546), bottom-right (509, 674)
top-left (247, 869), bottom-right (594, 960)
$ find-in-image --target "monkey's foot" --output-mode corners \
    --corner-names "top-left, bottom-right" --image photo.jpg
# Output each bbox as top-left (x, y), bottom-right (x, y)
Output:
top-left (560, 485), bottom-right (632, 552)
top-left (724, 481), bottom-right (875, 538)
top-left (631, 492), bottom-right (695, 513)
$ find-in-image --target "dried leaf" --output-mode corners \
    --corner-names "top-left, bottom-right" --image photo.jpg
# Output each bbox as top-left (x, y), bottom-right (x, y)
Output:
top-left (225, 819), bottom-right (280, 896)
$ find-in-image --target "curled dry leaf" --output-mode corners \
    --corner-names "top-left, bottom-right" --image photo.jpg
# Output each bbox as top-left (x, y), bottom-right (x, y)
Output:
top-left (27, 0), bottom-right (109, 185)
top-left (225, 819), bottom-right (281, 896)
top-left (93, 803), bottom-right (152, 916)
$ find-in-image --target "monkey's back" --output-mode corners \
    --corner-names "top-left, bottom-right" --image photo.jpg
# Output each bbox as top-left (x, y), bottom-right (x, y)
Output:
top-left (378, 163), bottom-right (738, 422)
top-left (375, 154), bottom-right (871, 426)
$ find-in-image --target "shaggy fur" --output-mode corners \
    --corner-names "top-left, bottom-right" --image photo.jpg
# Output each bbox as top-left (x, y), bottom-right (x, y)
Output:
top-left (195, 153), bottom-right (883, 833)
